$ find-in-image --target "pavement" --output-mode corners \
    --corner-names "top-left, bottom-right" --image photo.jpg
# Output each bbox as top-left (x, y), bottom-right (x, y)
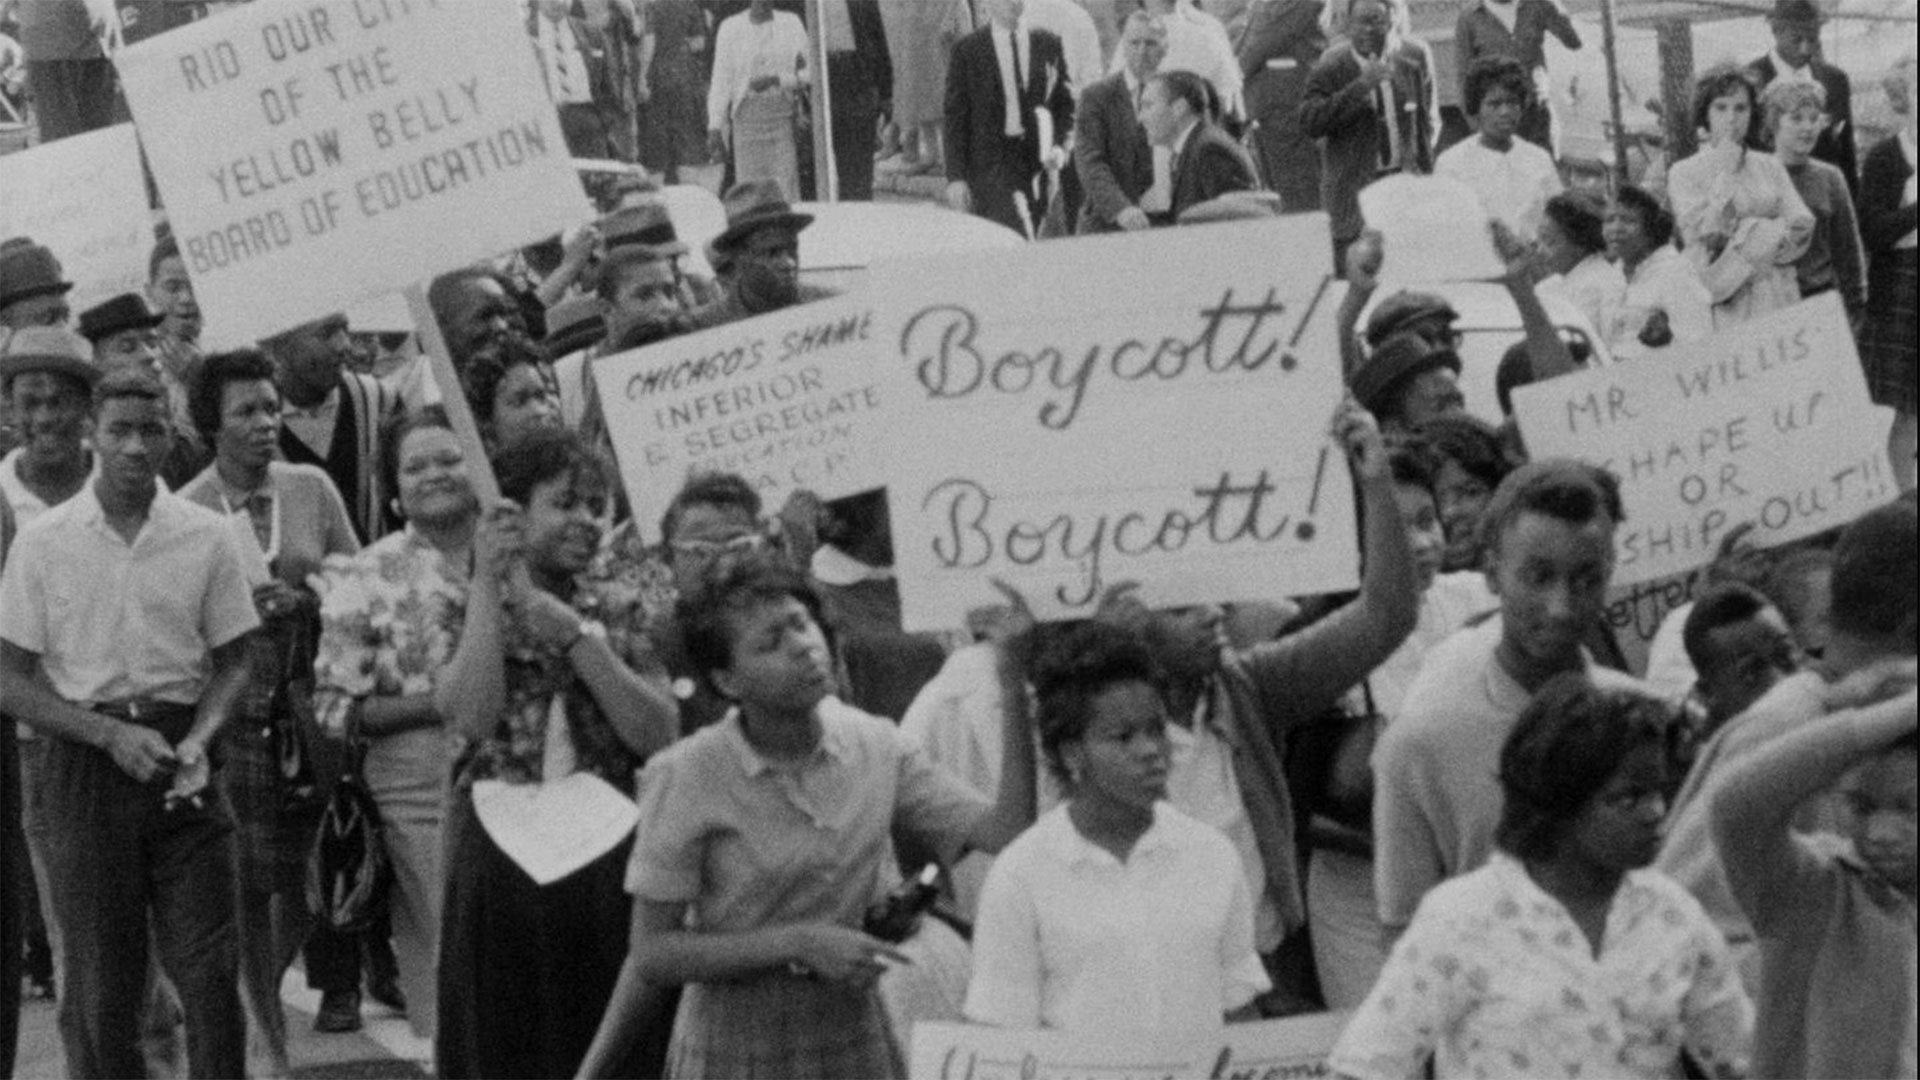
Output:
top-left (14, 968), bottom-right (432, 1079)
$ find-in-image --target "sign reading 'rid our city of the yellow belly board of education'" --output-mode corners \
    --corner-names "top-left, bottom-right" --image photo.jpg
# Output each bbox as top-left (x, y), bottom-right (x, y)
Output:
top-left (114, 0), bottom-right (590, 341)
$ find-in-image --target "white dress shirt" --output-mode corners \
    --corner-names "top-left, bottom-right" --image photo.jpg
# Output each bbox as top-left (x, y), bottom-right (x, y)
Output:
top-left (1435, 134), bottom-right (1564, 243)
top-left (992, 22), bottom-right (1030, 137)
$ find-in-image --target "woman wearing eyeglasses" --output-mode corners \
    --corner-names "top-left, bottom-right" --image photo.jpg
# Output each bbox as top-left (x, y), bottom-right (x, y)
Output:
top-left (1328, 675), bottom-right (1752, 1080)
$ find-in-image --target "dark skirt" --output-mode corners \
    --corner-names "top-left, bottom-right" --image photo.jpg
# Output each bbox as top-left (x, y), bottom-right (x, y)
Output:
top-left (1865, 248), bottom-right (1916, 412)
top-left (216, 719), bottom-right (320, 895)
top-left (435, 789), bottom-right (633, 1079)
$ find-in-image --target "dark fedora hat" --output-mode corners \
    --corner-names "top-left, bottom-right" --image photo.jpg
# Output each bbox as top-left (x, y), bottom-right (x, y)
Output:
top-left (710, 181), bottom-right (814, 254)
top-left (1349, 331), bottom-right (1463, 416)
top-left (0, 239), bottom-right (75, 309)
top-left (601, 201), bottom-right (688, 258)
top-left (1363, 290), bottom-right (1459, 350)
top-left (0, 326), bottom-right (100, 388)
top-left (77, 292), bottom-right (166, 343)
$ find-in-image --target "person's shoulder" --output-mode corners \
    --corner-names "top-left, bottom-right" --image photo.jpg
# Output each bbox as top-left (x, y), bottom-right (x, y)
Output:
top-left (644, 714), bottom-right (737, 775)
top-left (821, 696), bottom-right (905, 748)
top-left (1153, 802), bottom-right (1241, 860)
top-left (1811, 57), bottom-right (1851, 89)
top-left (273, 460), bottom-right (343, 495)
top-left (1082, 72), bottom-right (1126, 104)
top-left (1435, 137), bottom-right (1474, 167)
top-left (156, 489), bottom-right (237, 534)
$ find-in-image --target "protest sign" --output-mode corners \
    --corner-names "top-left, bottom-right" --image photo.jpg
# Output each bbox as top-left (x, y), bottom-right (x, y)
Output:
top-left (0, 124), bottom-right (152, 314)
top-left (113, 0), bottom-right (589, 341)
top-left (591, 297), bottom-right (891, 542)
top-left (1512, 293), bottom-right (1898, 588)
top-left (908, 1012), bottom-right (1349, 1080)
top-left (1358, 174), bottom-right (1504, 285)
top-left (867, 217), bottom-right (1359, 632)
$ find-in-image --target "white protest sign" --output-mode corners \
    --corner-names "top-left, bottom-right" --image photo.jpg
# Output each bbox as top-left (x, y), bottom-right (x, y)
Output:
top-left (909, 1012), bottom-right (1349, 1080)
top-left (1359, 174), bottom-right (1504, 285)
top-left (1512, 293), bottom-right (1898, 588)
top-left (114, 0), bottom-right (589, 342)
top-left (868, 217), bottom-right (1359, 632)
top-left (0, 124), bottom-right (153, 314)
top-left (591, 298), bottom-right (890, 542)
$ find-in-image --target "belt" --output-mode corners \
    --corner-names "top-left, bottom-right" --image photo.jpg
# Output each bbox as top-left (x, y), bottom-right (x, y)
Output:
top-left (92, 700), bottom-right (196, 724)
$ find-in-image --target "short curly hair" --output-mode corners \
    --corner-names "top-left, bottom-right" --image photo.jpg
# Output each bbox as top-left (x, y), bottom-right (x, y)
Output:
top-left (1495, 674), bottom-right (1672, 862)
top-left (189, 348), bottom-right (279, 446)
top-left (1030, 621), bottom-right (1167, 788)
top-left (676, 555), bottom-right (828, 694)
top-left (1611, 183), bottom-right (1676, 250)
top-left (1464, 55), bottom-right (1533, 117)
top-left (456, 335), bottom-right (555, 435)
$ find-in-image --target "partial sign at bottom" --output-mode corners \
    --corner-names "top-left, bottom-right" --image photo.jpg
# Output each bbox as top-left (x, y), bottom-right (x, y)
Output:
top-left (909, 1012), bottom-right (1349, 1080)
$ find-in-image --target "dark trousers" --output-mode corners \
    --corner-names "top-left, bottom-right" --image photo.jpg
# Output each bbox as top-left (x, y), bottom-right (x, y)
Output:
top-left (1245, 64), bottom-right (1322, 213)
top-left (21, 59), bottom-right (117, 143)
top-left (1, 728), bottom-right (20, 1080)
top-left (40, 723), bottom-right (244, 1080)
top-left (558, 101), bottom-right (619, 162)
top-left (827, 52), bottom-right (879, 200)
top-left (436, 792), bottom-right (634, 1079)
top-left (967, 136), bottom-right (1043, 235)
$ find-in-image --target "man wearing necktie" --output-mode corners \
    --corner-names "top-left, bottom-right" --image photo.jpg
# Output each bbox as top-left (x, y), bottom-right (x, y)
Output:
top-left (1074, 11), bottom-right (1167, 232)
top-left (945, 0), bottom-right (1077, 234)
top-left (1300, 0), bottom-right (1435, 272)
top-left (1746, 0), bottom-right (1856, 193)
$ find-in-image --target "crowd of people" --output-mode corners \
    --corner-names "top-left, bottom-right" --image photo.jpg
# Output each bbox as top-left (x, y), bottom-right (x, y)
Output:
top-left (0, 0), bottom-right (1916, 1079)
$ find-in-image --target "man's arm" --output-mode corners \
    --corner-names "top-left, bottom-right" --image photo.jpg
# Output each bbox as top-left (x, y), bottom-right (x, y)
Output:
top-left (1241, 401), bottom-right (1420, 725)
top-left (1074, 86), bottom-right (1137, 225)
top-left (0, 641), bottom-right (176, 782)
top-left (1298, 53), bottom-right (1372, 139)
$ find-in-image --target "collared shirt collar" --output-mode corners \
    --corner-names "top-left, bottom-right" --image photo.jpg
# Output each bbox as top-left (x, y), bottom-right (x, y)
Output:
top-left (73, 478), bottom-right (177, 547)
top-left (1048, 802), bottom-right (1182, 871)
top-left (721, 703), bottom-right (852, 778)
top-left (1171, 117), bottom-right (1200, 160)
top-left (1770, 50), bottom-right (1815, 83)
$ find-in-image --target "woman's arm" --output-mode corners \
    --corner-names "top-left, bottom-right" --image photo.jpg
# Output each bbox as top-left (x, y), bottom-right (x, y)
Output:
top-left (566, 616), bottom-right (678, 758)
top-left (1768, 155), bottom-right (1816, 265)
top-left (631, 899), bottom-right (906, 986)
top-left (433, 509), bottom-right (515, 744)
top-left (961, 630), bottom-right (1039, 855)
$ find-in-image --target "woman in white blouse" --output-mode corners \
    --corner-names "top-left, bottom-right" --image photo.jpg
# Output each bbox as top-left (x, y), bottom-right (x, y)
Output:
top-left (1602, 183), bottom-right (1712, 361)
top-left (1667, 65), bottom-right (1814, 330)
top-left (965, 622), bottom-right (1269, 1039)
top-left (1329, 675), bottom-right (1752, 1080)
top-left (706, 0), bottom-right (809, 200)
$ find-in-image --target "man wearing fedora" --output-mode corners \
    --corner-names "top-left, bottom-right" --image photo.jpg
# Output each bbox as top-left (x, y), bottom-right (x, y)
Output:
top-left (1748, 0), bottom-right (1856, 193)
top-left (690, 180), bottom-right (832, 330)
top-left (0, 238), bottom-right (75, 331)
top-left (0, 327), bottom-right (98, 1041)
top-left (78, 293), bottom-right (166, 379)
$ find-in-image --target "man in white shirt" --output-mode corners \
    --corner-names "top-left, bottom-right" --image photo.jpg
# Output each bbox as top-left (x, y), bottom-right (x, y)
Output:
top-left (0, 368), bottom-right (258, 1080)
top-left (1436, 55), bottom-right (1561, 244)
top-left (1373, 459), bottom-right (1648, 940)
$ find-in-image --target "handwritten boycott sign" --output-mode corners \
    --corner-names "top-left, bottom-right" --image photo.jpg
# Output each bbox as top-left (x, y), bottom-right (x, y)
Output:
top-left (114, 0), bottom-right (588, 341)
top-left (867, 217), bottom-right (1359, 632)
top-left (908, 1012), bottom-right (1348, 1080)
top-left (0, 125), bottom-right (153, 315)
top-left (1513, 293), bottom-right (1898, 587)
top-left (592, 299), bottom-right (891, 543)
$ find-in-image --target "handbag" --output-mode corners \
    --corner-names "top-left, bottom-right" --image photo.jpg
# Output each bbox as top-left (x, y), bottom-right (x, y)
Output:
top-left (305, 706), bottom-right (392, 933)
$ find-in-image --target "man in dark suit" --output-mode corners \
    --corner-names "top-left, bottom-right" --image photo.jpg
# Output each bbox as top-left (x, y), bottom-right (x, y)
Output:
top-left (820, 0), bottom-right (891, 200)
top-left (1237, 0), bottom-right (1328, 212)
top-left (1747, 0), bottom-right (1856, 193)
top-left (1075, 11), bottom-right (1167, 232)
top-left (1300, 0), bottom-right (1434, 271)
top-left (1141, 69), bottom-right (1260, 222)
top-left (945, 0), bottom-right (1077, 235)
